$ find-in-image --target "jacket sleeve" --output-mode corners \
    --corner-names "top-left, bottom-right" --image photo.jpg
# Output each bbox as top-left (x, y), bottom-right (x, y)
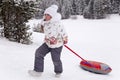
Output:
top-left (58, 24), bottom-right (68, 40)
top-left (33, 20), bottom-right (44, 33)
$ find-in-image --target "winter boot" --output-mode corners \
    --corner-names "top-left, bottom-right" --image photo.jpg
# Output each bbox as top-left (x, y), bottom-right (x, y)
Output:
top-left (28, 70), bottom-right (42, 77)
top-left (55, 73), bottom-right (61, 78)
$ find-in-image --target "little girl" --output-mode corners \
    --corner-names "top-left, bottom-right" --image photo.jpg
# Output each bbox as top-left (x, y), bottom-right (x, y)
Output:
top-left (28, 5), bottom-right (68, 77)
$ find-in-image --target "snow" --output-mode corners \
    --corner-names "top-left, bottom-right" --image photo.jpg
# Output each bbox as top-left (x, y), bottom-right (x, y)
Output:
top-left (0, 14), bottom-right (120, 80)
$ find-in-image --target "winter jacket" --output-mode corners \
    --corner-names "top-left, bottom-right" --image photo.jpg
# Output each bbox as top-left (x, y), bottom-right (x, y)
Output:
top-left (37, 5), bottom-right (68, 48)
top-left (40, 20), bottom-right (68, 48)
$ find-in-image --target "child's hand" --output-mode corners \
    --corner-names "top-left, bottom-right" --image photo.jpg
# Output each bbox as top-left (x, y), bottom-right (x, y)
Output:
top-left (50, 37), bottom-right (57, 45)
top-left (63, 36), bottom-right (68, 44)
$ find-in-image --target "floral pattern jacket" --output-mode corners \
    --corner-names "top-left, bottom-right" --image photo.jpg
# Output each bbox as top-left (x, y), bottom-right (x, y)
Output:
top-left (40, 20), bottom-right (68, 48)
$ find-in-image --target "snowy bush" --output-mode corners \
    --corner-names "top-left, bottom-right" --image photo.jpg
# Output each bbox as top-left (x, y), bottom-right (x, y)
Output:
top-left (0, 1), bottom-right (34, 44)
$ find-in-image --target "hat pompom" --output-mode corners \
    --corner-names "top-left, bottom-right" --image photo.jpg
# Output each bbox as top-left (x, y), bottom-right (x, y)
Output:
top-left (50, 5), bottom-right (58, 12)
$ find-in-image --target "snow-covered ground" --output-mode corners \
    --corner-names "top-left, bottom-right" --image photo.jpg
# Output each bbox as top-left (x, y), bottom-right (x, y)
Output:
top-left (0, 14), bottom-right (120, 80)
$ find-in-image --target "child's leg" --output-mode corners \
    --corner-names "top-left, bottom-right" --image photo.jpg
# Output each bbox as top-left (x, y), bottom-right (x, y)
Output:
top-left (34, 43), bottom-right (50, 72)
top-left (51, 46), bottom-right (63, 73)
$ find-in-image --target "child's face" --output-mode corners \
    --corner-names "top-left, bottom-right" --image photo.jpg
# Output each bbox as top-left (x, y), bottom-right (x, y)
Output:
top-left (44, 14), bottom-right (52, 21)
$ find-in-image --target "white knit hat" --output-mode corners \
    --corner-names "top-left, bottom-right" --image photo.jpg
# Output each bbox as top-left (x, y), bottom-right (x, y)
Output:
top-left (44, 5), bottom-right (58, 18)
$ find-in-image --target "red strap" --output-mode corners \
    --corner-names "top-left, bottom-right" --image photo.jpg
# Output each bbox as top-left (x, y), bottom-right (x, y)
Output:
top-left (64, 45), bottom-right (85, 61)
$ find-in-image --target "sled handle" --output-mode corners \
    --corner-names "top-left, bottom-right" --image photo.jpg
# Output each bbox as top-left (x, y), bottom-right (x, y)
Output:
top-left (64, 45), bottom-right (85, 61)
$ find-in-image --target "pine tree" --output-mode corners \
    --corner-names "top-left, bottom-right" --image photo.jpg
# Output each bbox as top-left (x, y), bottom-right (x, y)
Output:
top-left (57, 0), bottom-right (72, 19)
top-left (33, 1), bottom-right (42, 19)
top-left (71, 0), bottom-right (85, 15)
top-left (119, 5), bottom-right (120, 15)
top-left (0, 1), bottom-right (2, 27)
top-left (83, 0), bottom-right (94, 19)
top-left (111, 0), bottom-right (120, 13)
top-left (93, 0), bottom-right (106, 19)
top-left (0, 1), bottom-right (3, 36)
top-left (71, 0), bottom-right (77, 15)
top-left (93, 0), bottom-right (111, 19)
top-left (83, 0), bottom-right (111, 19)
top-left (1, 0), bottom-right (34, 44)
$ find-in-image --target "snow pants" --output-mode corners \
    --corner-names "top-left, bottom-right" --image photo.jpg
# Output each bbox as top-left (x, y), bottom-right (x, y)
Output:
top-left (34, 43), bottom-right (63, 73)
